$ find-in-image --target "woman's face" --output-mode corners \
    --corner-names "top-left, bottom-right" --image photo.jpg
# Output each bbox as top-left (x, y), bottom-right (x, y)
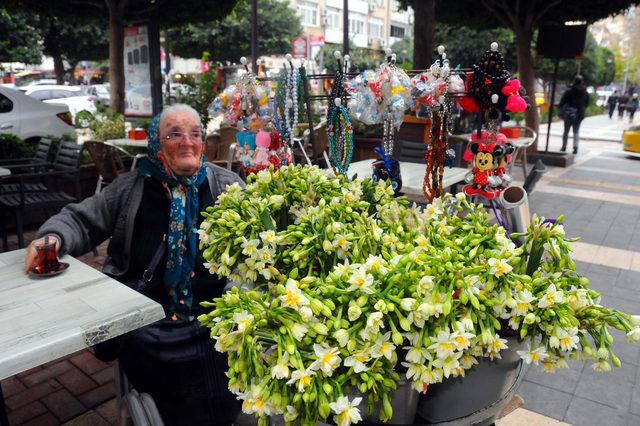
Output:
top-left (158, 112), bottom-right (204, 176)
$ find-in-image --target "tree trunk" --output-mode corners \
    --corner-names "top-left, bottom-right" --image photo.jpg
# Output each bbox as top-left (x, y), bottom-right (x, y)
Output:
top-left (69, 61), bottom-right (79, 85)
top-left (514, 25), bottom-right (540, 149)
top-left (107, 1), bottom-right (125, 113)
top-left (53, 55), bottom-right (65, 84)
top-left (412, 0), bottom-right (435, 69)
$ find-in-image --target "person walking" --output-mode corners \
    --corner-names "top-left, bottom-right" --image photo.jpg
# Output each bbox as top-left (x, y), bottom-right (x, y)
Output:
top-left (559, 76), bottom-right (590, 154)
top-left (607, 90), bottom-right (619, 119)
top-left (627, 93), bottom-right (639, 123)
top-left (618, 92), bottom-right (629, 119)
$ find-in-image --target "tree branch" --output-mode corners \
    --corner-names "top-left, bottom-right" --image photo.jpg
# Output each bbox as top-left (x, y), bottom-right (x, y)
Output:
top-left (127, 0), bottom-right (169, 17)
top-left (482, 0), bottom-right (517, 28)
top-left (533, 0), bottom-right (562, 26)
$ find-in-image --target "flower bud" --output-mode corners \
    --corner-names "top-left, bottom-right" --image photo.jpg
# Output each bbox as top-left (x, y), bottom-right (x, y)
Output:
top-left (597, 347), bottom-right (609, 360)
top-left (524, 313), bottom-right (536, 325)
top-left (299, 306), bottom-right (313, 321)
top-left (348, 305), bottom-right (362, 321)
top-left (400, 298), bottom-right (416, 311)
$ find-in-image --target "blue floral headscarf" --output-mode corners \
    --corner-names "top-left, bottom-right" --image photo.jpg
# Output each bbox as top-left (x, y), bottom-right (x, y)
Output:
top-left (138, 114), bottom-right (208, 321)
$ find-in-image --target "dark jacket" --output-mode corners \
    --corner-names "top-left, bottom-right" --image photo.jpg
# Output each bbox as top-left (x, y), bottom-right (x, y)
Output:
top-left (559, 84), bottom-right (590, 120)
top-left (37, 163), bottom-right (244, 280)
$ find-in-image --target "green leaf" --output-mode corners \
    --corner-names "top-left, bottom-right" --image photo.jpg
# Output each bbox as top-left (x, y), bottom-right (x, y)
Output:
top-left (259, 208), bottom-right (276, 230)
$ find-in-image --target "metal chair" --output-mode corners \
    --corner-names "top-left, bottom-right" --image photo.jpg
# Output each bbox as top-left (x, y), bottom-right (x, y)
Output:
top-left (503, 126), bottom-right (537, 180)
top-left (115, 362), bottom-right (164, 426)
top-left (0, 138), bottom-right (54, 173)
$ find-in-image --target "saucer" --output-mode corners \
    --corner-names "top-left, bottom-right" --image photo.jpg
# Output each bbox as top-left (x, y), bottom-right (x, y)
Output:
top-left (29, 262), bottom-right (69, 278)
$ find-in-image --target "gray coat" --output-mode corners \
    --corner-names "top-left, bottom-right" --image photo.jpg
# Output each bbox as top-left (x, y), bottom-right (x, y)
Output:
top-left (37, 163), bottom-right (244, 280)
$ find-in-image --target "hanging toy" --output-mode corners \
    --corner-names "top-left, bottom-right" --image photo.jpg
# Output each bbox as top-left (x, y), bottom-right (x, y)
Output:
top-left (372, 146), bottom-right (402, 193)
top-left (463, 141), bottom-right (508, 198)
top-left (492, 142), bottom-right (516, 190)
top-left (501, 79), bottom-right (528, 112)
top-left (252, 131), bottom-right (272, 169)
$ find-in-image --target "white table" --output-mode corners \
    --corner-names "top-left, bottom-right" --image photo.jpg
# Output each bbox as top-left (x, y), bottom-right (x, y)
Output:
top-left (0, 167), bottom-right (9, 177)
top-left (0, 249), bottom-right (165, 381)
top-left (106, 138), bottom-right (148, 148)
top-left (347, 160), bottom-right (468, 197)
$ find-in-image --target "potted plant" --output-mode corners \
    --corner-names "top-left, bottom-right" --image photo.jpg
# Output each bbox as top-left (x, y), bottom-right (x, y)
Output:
top-left (197, 166), bottom-right (640, 426)
top-left (499, 112), bottom-right (524, 139)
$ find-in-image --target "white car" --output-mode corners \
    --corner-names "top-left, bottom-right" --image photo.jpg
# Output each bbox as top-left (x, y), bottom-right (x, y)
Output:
top-left (0, 86), bottom-right (76, 143)
top-left (18, 85), bottom-right (97, 121)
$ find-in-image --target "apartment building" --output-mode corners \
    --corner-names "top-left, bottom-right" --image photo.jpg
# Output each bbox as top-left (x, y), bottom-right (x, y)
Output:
top-left (288, 0), bottom-right (414, 56)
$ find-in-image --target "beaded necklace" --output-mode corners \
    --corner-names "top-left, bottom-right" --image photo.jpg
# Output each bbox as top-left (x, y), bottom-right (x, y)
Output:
top-left (275, 54), bottom-right (300, 149)
top-left (327, 51), bottom-right (354, 174)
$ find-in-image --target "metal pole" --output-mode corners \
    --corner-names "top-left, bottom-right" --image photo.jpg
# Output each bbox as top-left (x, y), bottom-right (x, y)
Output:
top-left (343, 0), bottom-right (349, 55)
top-left (251, 0), bottom-right (258, 73)
top-left (164, 32), bottom-right (171, 100)
top-left (545, 57), bottom-right (560, 153)
top-left (148, 15), bottom-right (163, 116)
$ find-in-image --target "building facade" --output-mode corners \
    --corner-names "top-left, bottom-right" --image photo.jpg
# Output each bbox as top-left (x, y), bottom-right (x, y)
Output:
top-left (288, 0), bottom-right (413, 54)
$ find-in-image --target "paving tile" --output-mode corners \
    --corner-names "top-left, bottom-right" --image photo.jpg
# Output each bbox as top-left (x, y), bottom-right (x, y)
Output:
top-left (617, 270), bottom-right (640, 291)
top-left (523, 359), bottom-right (584, 393)
top-left (564, 396), bottom-right (628, 426)
top-left (95, 398), bottom-right (119, 424)
top-left (57, 367), bottom-right (98, 396)
top-left (7, 400), bottom-right (48, 425)
top-left (631, 384), bottom-right (640, 416)
top-left (574, 361), bottom-right (635, 410)
top-left (609, 329), bottom-right (640, 367)
top-left (90, 365), bottom-right (115, 386)
top-left (69, 350), bottom-right (109, 376)
top-left (77, 383), bottom-right (116, 409)
top-left (21, 360), bottom-right (74, 387)
top-left (41, 389), bottom-right (86, 422)
top-left (60, 410), bottom-right (110, 426)
top-left (601, 295), bottom-right (640, 317)
top-left (16, 366), bottom-right (43, 380)
top-left (5, 379), bottom-right (62, 410)
top-left (627, 413), bottom-right (640, 426)
top-left (21, 413), bottom-right (60, 426)
top-left (1, 376), bottom-right (26, 398)
top-left (517, 380), bottom-right (572, 421)
top-left (496, 407), bottom-right (570, 425)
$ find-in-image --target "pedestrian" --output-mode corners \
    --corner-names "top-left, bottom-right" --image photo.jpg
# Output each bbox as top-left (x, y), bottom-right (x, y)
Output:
top-left (607, 90), bottom-right (619, 119)
top-left (558, 76), bottom-right (590, 154)
top-left (618, 92), bottom-right (629, 119)
top-left (627, 93), bottom-right (639, 123)
top-left (23, 104), bottom-right (245, 425)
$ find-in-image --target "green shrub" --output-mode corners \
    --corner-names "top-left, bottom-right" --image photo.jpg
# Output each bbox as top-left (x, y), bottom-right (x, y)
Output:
top-left (0, 133), bottom-right (32, 159)
top-left (74, 110), bottom-right (94, 129)
top-left (88, 109), bottom-right (126, 141)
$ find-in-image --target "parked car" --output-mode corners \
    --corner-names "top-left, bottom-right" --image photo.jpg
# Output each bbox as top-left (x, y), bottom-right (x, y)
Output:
top-left (0, 86), bottom-right (75, 143)
top-left (87, 84), bottom-right (110, 108)
top-left (18, 85), bottom-right (97, 122)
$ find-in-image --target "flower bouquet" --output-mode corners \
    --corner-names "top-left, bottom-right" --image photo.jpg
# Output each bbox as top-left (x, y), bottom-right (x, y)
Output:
top-left (197, 165), bottom-right (640, 426)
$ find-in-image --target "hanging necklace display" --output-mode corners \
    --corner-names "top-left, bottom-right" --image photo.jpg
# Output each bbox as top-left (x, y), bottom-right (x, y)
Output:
top-left (413, 45), bottom-right (457, 202)
top-left (208, 56), bottom-right (272, 131)
top-left (326, 51), bottom-right (354, 174)
top-left (274, 54), bottom-right (300, 166)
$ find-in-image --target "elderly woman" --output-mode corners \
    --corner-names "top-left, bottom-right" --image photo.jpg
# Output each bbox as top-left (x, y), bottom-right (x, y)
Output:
top-left (24, 104), bottom-right (244, 425)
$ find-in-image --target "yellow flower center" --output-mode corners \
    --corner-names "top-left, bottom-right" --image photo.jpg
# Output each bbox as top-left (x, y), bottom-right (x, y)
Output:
top-left (454, 336), bottom-right (466, 345)
top-left (300, 375), bottom-right (312, 386)
top-left (284, 290), bottom-right (300, 306)
top-left (354, 353), bottom-right (368, 362)
top-left (322, 353), bottom-right (335, 364)
top-left (254, 399), bottom-right (264, 409)
top-left (380, 342), bottom-right (390, 352)
top-left (560, 336), bottom-right (572, 345)
top-left (240, 320), bottom-right (251, 329)
top-left (439, 342), bottom-right (455, 351)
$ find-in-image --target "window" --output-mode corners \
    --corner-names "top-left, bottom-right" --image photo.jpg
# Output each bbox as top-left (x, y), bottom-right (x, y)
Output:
top-left (325, 7), bottom-right (340, 29)
top-left (51, 90), bottom-right (78, 99)
top-left (349, 13), bottom-right (365, 35)
top-left (368, 18), bottom-right (383, 39)
top-left (298, 1), bottom-right (319, 26)
top-left (0, 93), bottom-right (13, 113)
top-left (390, 25), bottom-right (405, 38)
top-left (28, 90), bottom-right (51, 101)
top-left (369, 0), bottom-right (383, 7)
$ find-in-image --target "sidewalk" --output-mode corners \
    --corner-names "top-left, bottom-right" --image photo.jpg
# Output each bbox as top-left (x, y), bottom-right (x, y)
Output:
top-left (516, 135), bottom-right (640, 426)
top-left (538, 113), bottom-right (633, 143)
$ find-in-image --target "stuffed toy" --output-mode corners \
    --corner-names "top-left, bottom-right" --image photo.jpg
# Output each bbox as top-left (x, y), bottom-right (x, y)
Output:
top-left (252, 131), bottom-right (272, 168)
top-left (463, 141), bottom-right (507, 198)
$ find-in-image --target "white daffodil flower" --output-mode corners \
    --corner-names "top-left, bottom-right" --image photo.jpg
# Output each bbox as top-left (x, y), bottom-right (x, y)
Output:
top-left (459, 354), bottom-right (479, 369)
top-left (280, 279), bottom-right (310, 309)
top-left (284, 405), bottom-right (299, 422)
top-left (513, 289), bottom-right (534, 316)
top-left (344, 349), bottom-right (371, 373)
top-left (370, 332), bottom-right (396, 360)
top-left (259, 229), bottom-right (279, 246)
top-left (538, 284), bottom-right (564, 308)
top-left (432, 352), bottom-right (462, 378)
top-left (417, 276), bottom-right (435, 295)
top-left (346, 268), bottom-right (375, 294)
top-left (556, 327), bottom-right (579, 352)
top-left (271, 353), bottom-right (290, 379)
top-left (451, 330), bottom-right (475, 351)
top-left (291, 323), bottom-right (308, 341)
top-left (232, 310), bottom-right (254, 332)
top-left (364, 255), bottom-right (389, 275)
top-left (402, 362), bottom-right (425, 381)
top-left (488, 257), bottom-right (513, 277)
top-left (287, 368), bottom-right (315, 392)
top-left (333, 329), bottom-right (350, 347)
top-left (329, 396), bottom-right (363, 426)
top-left (428, 330), bottom-right (457, 359)
top-left (591, 359), bottom-right (612, 372)
top-left (626, 328), bottom-right (640, 343)
top-left (365, 311), bottom-right (385, 335)
top-left (241, 238), bottom-right (261, 257)
top-left (334, 260), bottom-right (352, 279)
top-left (309, 344), bottom-right (341, 376)
top-left (517, 347), bottom-right (549, 365)
top-left (404, 346), bottom-right (431, 364)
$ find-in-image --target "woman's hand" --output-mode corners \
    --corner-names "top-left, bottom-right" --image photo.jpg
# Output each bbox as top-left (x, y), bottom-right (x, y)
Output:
top-left (24, 235), bottom-right (61, 272)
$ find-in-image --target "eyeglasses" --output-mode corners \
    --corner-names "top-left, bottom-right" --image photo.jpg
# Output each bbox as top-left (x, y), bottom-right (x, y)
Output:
top-left (163, 131), bottom-right (203, 142)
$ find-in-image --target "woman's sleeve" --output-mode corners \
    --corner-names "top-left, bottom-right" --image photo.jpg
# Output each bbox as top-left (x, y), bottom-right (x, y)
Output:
top-left (36, 173), bottom-right (135, 256)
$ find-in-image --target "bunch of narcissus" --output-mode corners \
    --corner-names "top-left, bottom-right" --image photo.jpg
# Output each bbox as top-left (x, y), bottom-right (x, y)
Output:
top-left (198, 165), bottom-right (421, 285)
top-left (198, 169), bottom-right (640, 426)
